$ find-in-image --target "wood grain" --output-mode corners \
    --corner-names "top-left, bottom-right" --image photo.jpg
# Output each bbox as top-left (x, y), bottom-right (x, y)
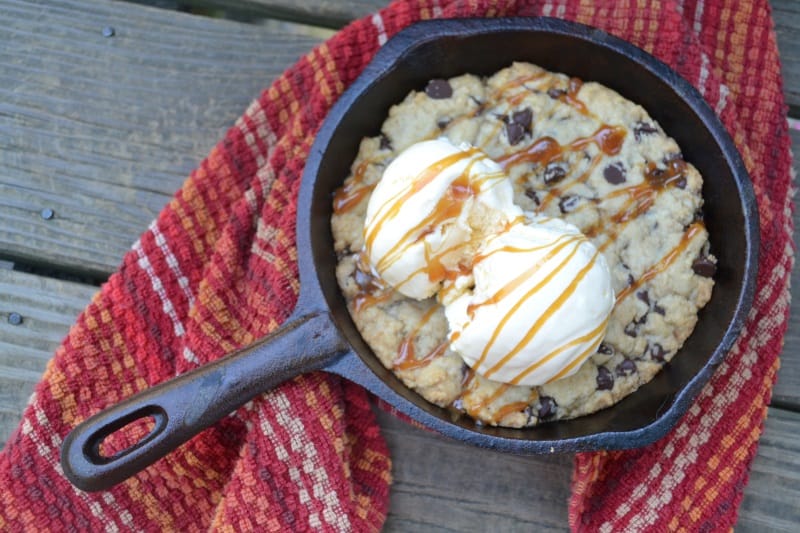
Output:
top-left (0, 0), bottom-right (323, 276)
top-left (376, 406), bottom-right (800, 532)
top-left (774, 0), bottom-right (800, 110)
top-left (771, 128), bottom-right (800, 410)
top-left (0, 268), bottom-right (97, 445)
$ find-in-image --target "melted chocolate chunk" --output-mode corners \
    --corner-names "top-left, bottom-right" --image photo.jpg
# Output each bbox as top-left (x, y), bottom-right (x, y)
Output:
top-left (648, 343), bottom-right (667, 362)
top-left (674, 176), bottom-right (687, 189)
top-left (558, 195), bottom-right (580, 214)
top-left (624, 322), bottom-right (638, 338)
top-left (506, 122), bottom-right (526, 145)
top-left (615, 359), bottom-right (638, 377)
top-left (524, 188), bottom-right (541, 206)
top-left (379, 133), bottom-right (392, 151)
top-left (597, 343), bottom-right (614, 356)
top-left (511, 108), bottom-right (533, 134)
top-left (543, 163), bottom-right (567, 185)
top-left (537, 396), bottom-right (557, 420)
top-left (636, 290), bottom-right (650, 305)
top-left (425, 79), bottom-right (453, 99)
top-left (505, 107), bottom-right (533, 145)
top-left (653, 303), bottom-right (666, 315)
top-left (603, 162), bottom-right (627, 185)
top-left (692, 257), bottom-right (717, 278)
top-left (596, 366), bottom-right (614, 390)
top-left (547, 88), bottom-right (566, 99)
top-left (634, 121), bottom-right (658, 141)
top-left (437, 118), bottom-right (451, 130)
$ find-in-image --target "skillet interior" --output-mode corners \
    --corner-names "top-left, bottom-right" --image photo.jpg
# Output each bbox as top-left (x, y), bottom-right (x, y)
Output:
top-left (300, 18), bottom-right (757, 450)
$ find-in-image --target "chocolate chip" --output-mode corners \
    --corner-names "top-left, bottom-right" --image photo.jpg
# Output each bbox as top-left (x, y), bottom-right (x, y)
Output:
top-left (627, 273), bottom-right (635, 286)
top-left (547, 88), bottom-right (566, 99)
top-left (653, 303), bottom-right (666, 315)
top-left (437, 118), bottom-right (451, 130)
top-left (636, 290), bottom-right (650, 305)
top-left (673, 176), bottom-right (687, 189)
top-left (506, 122), bottom-right (526, 145)
top-left (425, 79), bottom-right (452, 99)
top-left (543, 163), bottom-right (567, 185)
top-left (511, 108), bottom-right (532, 134)
top-left (524, 188), bottom-right (541, 205)
top-left (597, 343), bottom-right (614, 356)
top-left (692, 257), bottom-right (716, 278)
top-left (615, 359), bottom-right (637, 377)
top-left (379, 134), bottom-right (392, 151)
top-left (603, 163), bottom-right (627, 185)
top-left (634, 312), bottom-right (649, 325)
top-left (558, 195), bottom-right (579, 214)
top-left (596, 366), bottom-right (614, 390)
top-left (624, 322), bottom-right (638, 337)
top-left (648, 343), bottom-right (667, 362)
top-left (537, 396), bottom-right (557, 419)
top-left (634, 121), bottom-right (658, 141)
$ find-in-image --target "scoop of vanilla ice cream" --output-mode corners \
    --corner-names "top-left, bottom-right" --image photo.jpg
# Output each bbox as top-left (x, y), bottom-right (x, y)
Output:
top-left (445, 216), bottom-right (615, 387)
top-left (363, 138), bottom-right (521, 299)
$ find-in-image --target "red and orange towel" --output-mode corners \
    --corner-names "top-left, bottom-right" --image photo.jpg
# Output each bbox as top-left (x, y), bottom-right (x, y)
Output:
top-left (0, 1), bottom-right (791, 531)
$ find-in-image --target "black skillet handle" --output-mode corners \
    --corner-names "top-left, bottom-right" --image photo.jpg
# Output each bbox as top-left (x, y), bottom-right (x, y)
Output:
top-left (61, 310), bottom-right (348, 492)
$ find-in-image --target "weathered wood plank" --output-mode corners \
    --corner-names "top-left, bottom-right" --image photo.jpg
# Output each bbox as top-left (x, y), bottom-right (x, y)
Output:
top-left (737, 409), bottom-right (800, 531)
top-left (0, 268), bottom-right (97, 446)
top-left (377, 406), bottom-right (800, 532)
top-left (0, 0), bottom-right (325, 276)
top-left (770, 127), bottom-right (800, 410)
top-left (774, 0), bottom-right (800, 110)
top-left (377, 410), bottom-right (573, 532)
top-left (180, 0), bottom-right (383, 28)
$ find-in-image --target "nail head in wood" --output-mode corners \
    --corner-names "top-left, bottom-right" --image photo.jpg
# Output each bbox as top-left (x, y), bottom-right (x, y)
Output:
top-left (8, 312), bottom-right (23, 326)
top-left (102, 26), bottom-right (115, 38)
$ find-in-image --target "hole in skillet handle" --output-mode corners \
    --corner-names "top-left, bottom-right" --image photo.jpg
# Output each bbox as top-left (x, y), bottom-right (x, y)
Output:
top-left (88, 407), bottom-right (166, 463)
top-left (300, 17), bottom-right (759, 453)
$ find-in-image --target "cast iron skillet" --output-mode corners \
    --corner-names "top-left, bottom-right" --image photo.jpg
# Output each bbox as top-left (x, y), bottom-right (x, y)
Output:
top-left (61, 17), bottom-right (759, 492)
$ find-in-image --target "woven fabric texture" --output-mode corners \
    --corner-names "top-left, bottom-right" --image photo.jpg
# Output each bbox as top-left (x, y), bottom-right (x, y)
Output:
top-left (0, 0), bottom-right (791, 531)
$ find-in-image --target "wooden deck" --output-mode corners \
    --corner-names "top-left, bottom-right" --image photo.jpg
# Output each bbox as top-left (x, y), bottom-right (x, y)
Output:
top-left (1, 0), bottom-right (798, 529)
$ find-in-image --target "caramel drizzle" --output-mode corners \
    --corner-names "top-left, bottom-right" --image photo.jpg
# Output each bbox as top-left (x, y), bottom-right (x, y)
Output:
top-left (482, 248), bottom-right (601, 380)
top-left (510, 316), bottom-right (608, 385)
top-left (453, 374), bottom-right (535, 425)
top-left (496, 124), bottom-right (627, 211)
top-left (333, 159), bottom-right (377, 214)
top-left (615, 222), bottom-right (704, 305)
top-left (582, 157), bottom-right (690, 252)
top-left (351, 253), bottom-right (392, 314)
top-left (465, 233), bottom-right (583, 320)
top-left (393, 305), bottom-right (449, 371)
top-left (364, 149), bottom-right (480, 269)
